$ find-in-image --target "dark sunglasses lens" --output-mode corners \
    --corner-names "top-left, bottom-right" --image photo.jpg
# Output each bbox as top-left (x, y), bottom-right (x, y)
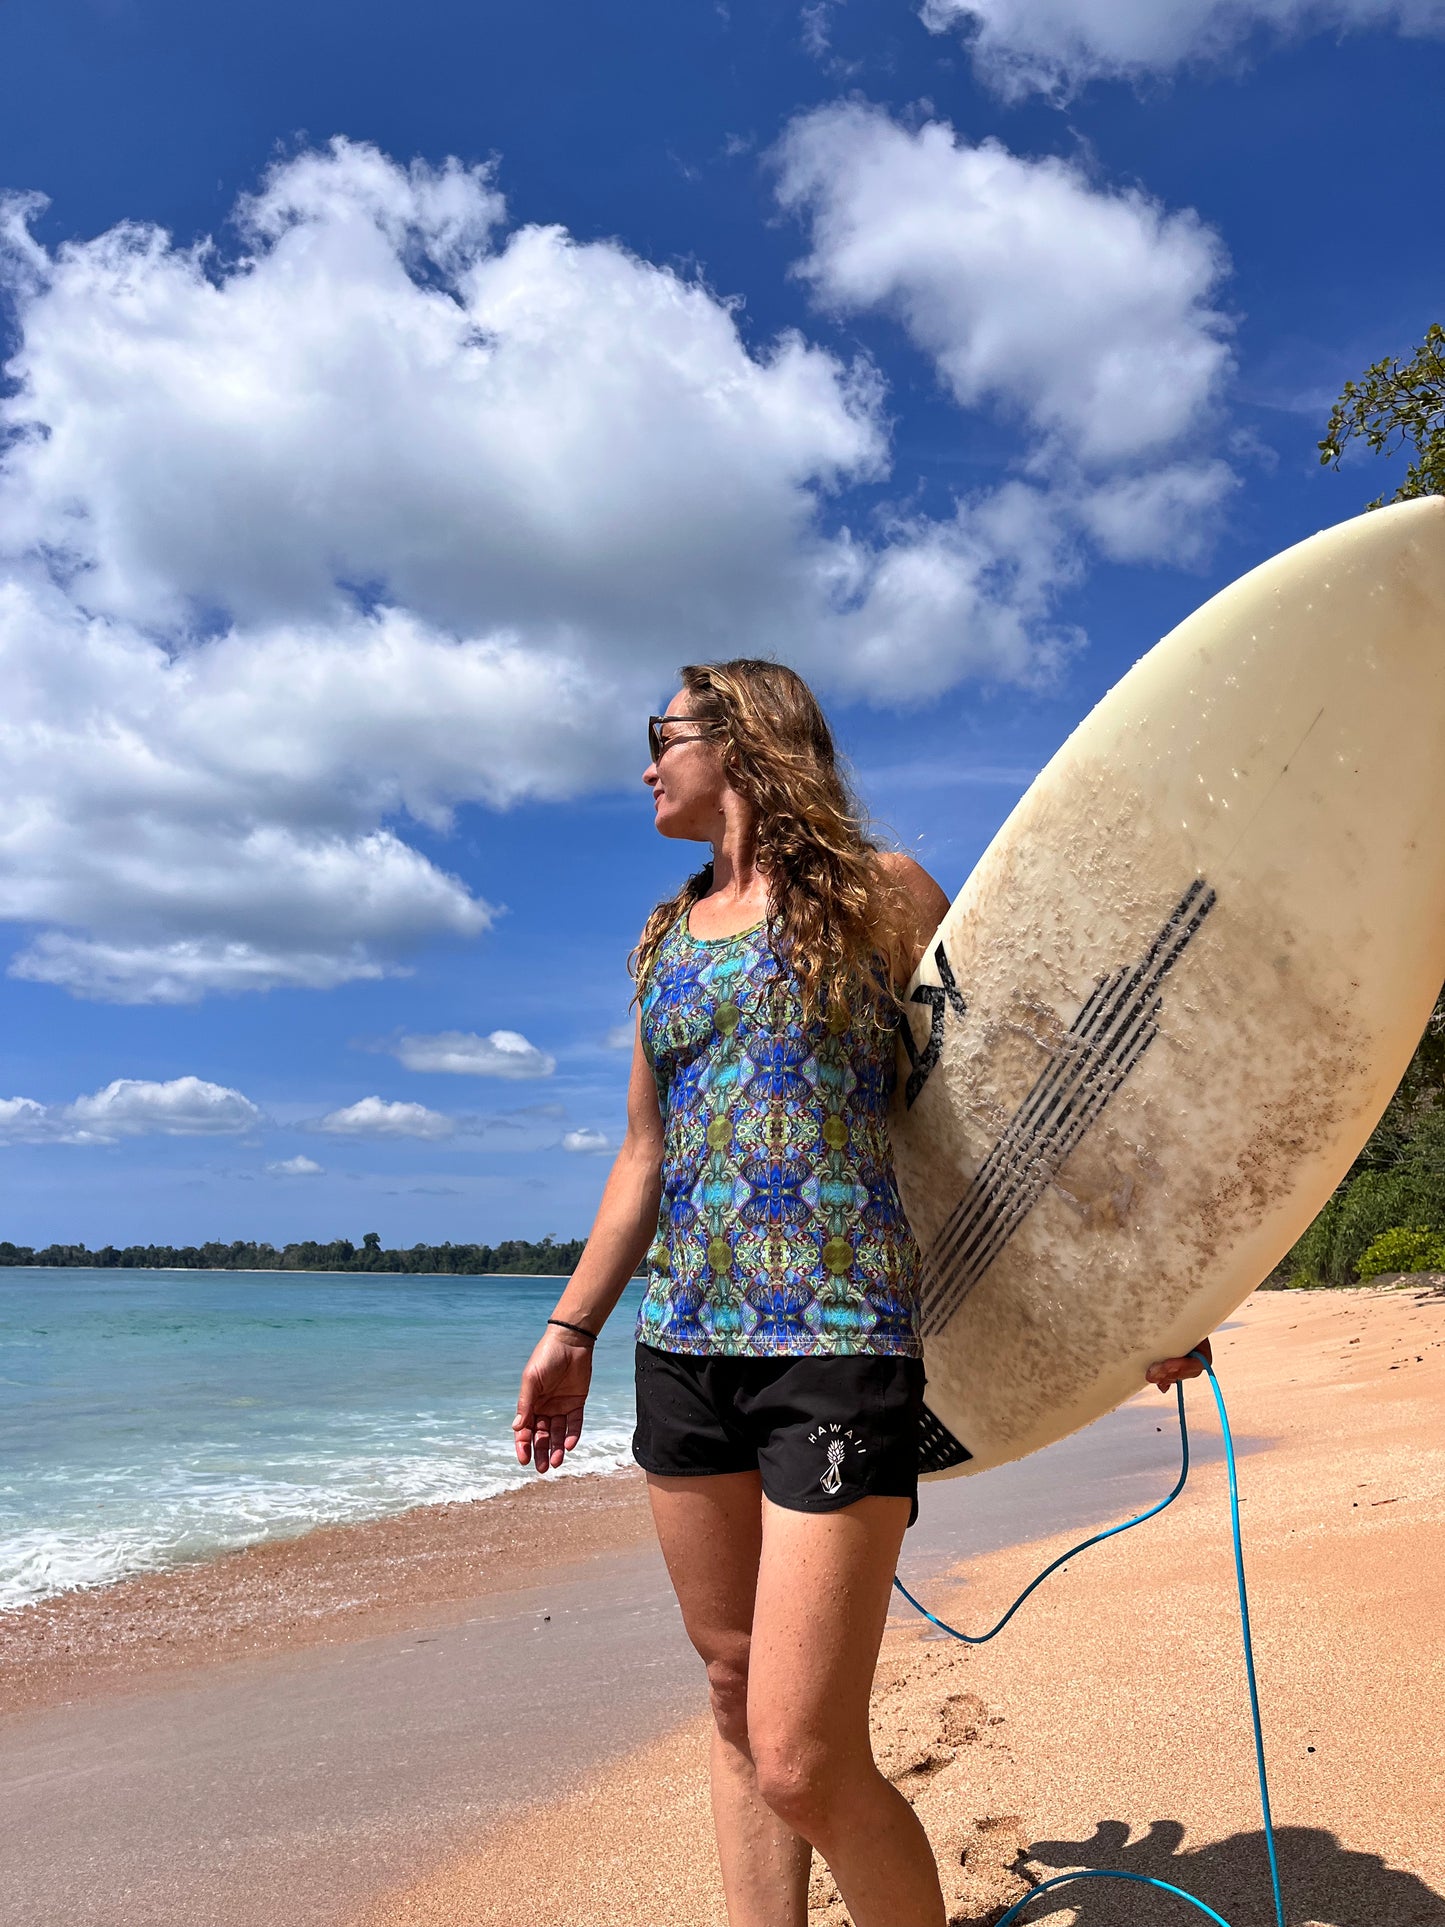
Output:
top-left (648, 721), bottom-right (662, 760)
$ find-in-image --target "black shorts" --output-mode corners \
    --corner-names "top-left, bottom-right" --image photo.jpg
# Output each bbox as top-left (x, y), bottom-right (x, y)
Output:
top-left (632, 1343), bottom-right (924, 1524)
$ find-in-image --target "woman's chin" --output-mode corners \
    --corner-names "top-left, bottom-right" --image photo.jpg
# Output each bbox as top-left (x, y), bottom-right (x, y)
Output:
top-left (652, 804), bottom-right (700, 841)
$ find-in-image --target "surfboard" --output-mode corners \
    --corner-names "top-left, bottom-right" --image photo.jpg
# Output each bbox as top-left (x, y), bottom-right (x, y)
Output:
top-left (892, 495), bottom-right (1445, 1479)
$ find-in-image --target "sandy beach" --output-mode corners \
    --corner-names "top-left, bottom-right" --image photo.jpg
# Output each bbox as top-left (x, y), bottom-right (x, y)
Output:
top-left (3, 1282), bottom-right (1440, 1927)
top-left (353, 1283), bottom-right (1445, 1927)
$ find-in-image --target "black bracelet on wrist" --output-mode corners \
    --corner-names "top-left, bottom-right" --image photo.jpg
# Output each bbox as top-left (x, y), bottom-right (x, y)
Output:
top-left (547, 1316), bottom-right (597, 1345)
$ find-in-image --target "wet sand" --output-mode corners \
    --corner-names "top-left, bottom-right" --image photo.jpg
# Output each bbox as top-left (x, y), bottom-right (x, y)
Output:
top-left (357, 1284), bottom-right (1445, 1927)
top-left (0, 1541), bottom-right (702, 1927)
top-left (0, 1465), bottom-right (656, 1718)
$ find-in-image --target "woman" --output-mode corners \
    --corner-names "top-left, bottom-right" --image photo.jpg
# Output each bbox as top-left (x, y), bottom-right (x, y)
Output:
top-left (513, 659), bottom-right (1207, 1927)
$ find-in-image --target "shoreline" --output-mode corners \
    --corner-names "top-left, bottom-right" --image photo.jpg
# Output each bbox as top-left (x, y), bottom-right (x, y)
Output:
top-left (0, 1462), bottom-right (655, 1719)
top-left (1, 1316), bottom-right (1264, 1715)
top-left (1, 1267), bottom-right (601, 1276)
top-left (357, 1283), bottom-right (1445, 1927)
top-left (3, 1278), bottom-right (1417, 1718)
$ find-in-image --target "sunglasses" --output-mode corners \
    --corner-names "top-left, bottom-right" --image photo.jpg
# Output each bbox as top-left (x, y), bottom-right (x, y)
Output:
top-left (648, 714), bottom-right (716, 762)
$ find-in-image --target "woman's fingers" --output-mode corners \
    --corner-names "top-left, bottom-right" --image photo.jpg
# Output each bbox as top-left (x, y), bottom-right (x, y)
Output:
top-left (511, 1370), bottom-right (537, 1465)
top-left (513, 1362), bottom-right (541, 1465)
top-left (1146, 1339), bottom-right (1213, 1392)
top-left (528, 1403), bottom-right (585, 1470)
top-left (516, 1405), bottom-right (582, 1475)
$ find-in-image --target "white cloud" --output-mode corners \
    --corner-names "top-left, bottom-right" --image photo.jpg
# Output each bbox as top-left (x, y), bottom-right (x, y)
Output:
top-left (604, 1023), bottom-right (635, 1050)
top-left (1075, 460), bottom-right (1238, 565)
top-left (562, 1128), bottom-right (613, 1154)
top-left (0, 1097), bottom-right (52, 1144)
top-left (10, 933), bottom-right (394, 1007)
top-left (821, 482), bottom-right (1083, 699)
top-left (66, 1076), bottom-right (264, 1139)
top-left (0, 1075), bottom-right (263, 1143)
top-left (920, 0), bottom-right (1445, 95)
top-left (775, 103), bottom-right (1238, 585)
top-left (801, 2), bottom-right (832, 56)
top-left (0, 138), bottom-right (1103, 1001)
top-left (800, 0), bottom-right (861, 70)
top-left (311, 1096), bottom-right (457, 1139)
top-left (267, 1154), bottom-right (324, 1176)
top-left (0, 149), bottom-right (882, 641)
top-left (776, 102), bottom-right (1232, 468)
top-left (390, 1029), bottom-right (555, 1078)
top-left (0, 575), bottom-right (578, 1003)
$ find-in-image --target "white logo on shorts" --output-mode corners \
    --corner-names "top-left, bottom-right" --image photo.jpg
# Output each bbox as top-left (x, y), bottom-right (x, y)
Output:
top-left (806, 1422), bottom-right (862, 1495)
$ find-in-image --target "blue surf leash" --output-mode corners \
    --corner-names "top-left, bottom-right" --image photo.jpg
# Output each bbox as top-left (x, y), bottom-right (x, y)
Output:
top-left (892, 1355), bottom-right (1287, 1927)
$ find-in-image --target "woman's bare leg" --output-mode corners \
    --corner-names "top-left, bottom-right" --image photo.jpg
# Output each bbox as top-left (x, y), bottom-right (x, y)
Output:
top-left (747, 1494), bottom-right (946, 1927)
top-left (646, 1472), bottom-right (812, 1927)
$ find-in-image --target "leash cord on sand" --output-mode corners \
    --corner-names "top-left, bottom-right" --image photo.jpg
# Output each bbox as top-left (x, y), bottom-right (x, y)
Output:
top-left (892, 1355), bottom-right (1287, 1927)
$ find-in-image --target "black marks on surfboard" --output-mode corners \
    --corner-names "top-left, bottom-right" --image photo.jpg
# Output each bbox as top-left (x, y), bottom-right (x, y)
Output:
top-left (901, 942), bottom-right (968, 1109)
top-left (917, 1400), bottom-right (974, 1475)
top-left (920, 879), bottom-right (1218, 1339)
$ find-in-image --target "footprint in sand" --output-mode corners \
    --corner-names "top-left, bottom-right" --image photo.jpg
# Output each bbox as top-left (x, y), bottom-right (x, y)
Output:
top-left (808, 1642), bottom-right (1042, 1926)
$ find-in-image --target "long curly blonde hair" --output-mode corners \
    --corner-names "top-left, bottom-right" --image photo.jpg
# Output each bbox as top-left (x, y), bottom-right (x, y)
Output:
top-left (630, 659), bottom-right (905, 1028)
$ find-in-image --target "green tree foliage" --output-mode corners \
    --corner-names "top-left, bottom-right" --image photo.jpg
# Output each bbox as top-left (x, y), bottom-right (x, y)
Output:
top-left (1339, 991), bottom-right (1445, 1186)
top-left (1280, 326), bottom-right (1445, 1284)
top-left (1354, 1225), bottom-right (1445, 1282)
top-left (0, 1234), bottom-right (589, 1275)
top-left (1287, 1107), bottom-right (1445, 1285)
top-left (1318, 321), bottom-right (1445, 506)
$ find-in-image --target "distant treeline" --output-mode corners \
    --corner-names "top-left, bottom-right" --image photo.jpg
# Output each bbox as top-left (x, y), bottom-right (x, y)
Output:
top-left (0, 1233), bottom-right (587, 1275)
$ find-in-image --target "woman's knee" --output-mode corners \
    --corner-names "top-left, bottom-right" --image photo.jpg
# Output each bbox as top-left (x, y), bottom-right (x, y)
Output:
top-left (704, 1651), bottom-right (752, 1750)
top-left (750, 1728), bottom-right (843, 1838)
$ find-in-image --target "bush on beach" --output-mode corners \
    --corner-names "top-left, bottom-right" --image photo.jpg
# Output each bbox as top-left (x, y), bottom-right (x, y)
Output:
top-left (1284, 1108), bottom-right (1445, 1286)
top-left (1353, 1224), bottom-right (1445, 1281)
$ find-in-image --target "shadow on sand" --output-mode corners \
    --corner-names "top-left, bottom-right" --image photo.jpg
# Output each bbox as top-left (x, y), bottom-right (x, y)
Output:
top-left (995, 1818), bottom-right (1445, 1926)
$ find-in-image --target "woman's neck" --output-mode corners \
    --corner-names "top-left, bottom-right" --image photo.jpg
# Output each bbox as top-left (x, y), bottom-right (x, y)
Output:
top-left (709, 850), bottom-right (759, 898)
top-left (706, 797), bottom-right (763, 906)
top-left (701, 797), bottom-right (770, 917)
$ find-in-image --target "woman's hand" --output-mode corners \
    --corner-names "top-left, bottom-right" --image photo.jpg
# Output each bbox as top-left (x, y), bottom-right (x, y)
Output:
top-left (513, 1327), bottom-right (595, 1474)
top-left (1145, 1336), bottom-right (1213, 1394)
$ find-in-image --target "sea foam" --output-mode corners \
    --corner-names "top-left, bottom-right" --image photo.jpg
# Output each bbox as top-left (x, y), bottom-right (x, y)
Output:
top-left (0, 1268), bottom-right (642, 1611)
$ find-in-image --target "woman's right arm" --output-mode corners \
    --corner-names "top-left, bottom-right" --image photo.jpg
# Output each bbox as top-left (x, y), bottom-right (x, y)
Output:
top-left (512, 1013), bottom-right (664, 1475)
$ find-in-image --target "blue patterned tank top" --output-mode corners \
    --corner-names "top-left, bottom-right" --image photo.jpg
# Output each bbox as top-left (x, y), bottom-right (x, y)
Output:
top-left (636, 912), bottom-right (922, 1358)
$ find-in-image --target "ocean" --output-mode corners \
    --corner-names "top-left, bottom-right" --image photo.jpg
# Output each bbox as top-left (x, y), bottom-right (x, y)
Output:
top-left (0, 1267), bottom-right (644, 1612)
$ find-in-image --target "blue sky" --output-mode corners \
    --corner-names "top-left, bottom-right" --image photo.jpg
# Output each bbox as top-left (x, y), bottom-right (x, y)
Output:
top-left (0, 0), bottom-right (1440, 1248)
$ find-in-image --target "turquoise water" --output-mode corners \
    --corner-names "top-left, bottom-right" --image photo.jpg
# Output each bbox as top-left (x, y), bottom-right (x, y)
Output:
top-left (0, 1268), bottom-right (644, 1611)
